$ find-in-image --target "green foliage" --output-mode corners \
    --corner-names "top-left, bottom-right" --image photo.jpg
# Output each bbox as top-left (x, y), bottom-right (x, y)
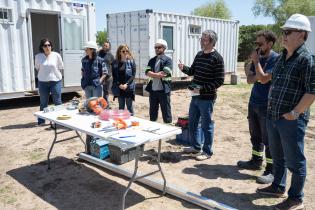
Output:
top-left (238, 25), bottom-right (266, 61)
top-left (192, 0), bottom-right (232, 19)
top-left (238, 24), bottom-right (284, 61)
top-left (96, 30), bottom-right (107, 46)
top-left (252, 0), bottom-right (315, 26)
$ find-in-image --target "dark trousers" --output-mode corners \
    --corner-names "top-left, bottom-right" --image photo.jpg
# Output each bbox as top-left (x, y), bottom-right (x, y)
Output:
top-left (149, 90), bottom-right (172, 123)
top-left (248, 103), bottom-right (272, 171)
top-left (118, 96), bottom-right (134, 116)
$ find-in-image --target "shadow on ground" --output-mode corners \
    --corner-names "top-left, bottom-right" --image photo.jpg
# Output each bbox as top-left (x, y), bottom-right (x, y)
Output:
top-left (183, 163), bottom-right (256, 181)
top-left (7, 156), bottom-right (145, 210)
top-left (201, 187), bottom-right (275, 210)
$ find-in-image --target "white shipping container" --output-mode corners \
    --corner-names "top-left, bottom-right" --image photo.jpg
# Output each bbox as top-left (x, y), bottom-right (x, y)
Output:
top-left (306, 16), bottom-right (315, 54)
top-left (107, 10), bottom-right (239, 80)
top-left (0, 0), bottom-right (96, 100)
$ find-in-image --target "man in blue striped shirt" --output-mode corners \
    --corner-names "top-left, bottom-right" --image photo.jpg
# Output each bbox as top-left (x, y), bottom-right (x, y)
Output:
top-left (257, 14), bottom-right (315, 210)
top-left (178, 30), bottom-right (225, 161)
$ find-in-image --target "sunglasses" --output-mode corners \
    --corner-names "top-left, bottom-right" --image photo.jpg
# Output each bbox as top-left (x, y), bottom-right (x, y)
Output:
top-left (255, 42), bottom-right (263, 47)
top-left (282, 30), bottom-right (301, 36)
top-left (154, 46), bottom-right (163, 49)
top-left (121, 50), bottom-right (128, 53)
top-left (43, 44), bottom-right (51, 47)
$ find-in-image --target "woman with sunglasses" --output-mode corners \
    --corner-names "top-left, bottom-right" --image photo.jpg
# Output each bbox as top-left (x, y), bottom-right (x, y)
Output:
top-left (81, 41), bottom-right (108, 99)
top-left (111, 44), bottom-right (136, 115)
top-left (35, 38), bottom-right (64, 125)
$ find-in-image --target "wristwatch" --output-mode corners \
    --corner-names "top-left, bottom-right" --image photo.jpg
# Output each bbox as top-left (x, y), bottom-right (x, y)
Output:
top-left (290, 110), bottom-right (300, 119)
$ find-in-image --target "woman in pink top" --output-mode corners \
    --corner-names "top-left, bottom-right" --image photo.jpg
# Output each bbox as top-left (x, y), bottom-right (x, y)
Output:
top-left (35, 38), bottom-right (64, 125)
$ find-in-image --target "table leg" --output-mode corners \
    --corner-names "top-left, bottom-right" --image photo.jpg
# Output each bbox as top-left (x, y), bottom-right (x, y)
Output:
top-left (122, 146), bottom-right (140, 210)
top-left (47, 123), bottom-right (58, 170)
top-left (156, 139), bottom-right (167, 195)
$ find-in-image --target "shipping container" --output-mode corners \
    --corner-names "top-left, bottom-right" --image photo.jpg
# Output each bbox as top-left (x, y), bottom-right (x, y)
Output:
top-left (107, 10), bottom-right (239, 81)
top-left (0, 0), bottom-right (96, 100)
top-left (306, 16), bottom-right (315, 54)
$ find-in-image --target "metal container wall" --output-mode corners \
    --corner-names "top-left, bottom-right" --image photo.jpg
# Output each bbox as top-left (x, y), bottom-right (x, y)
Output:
top-left (0, 0), bottom-right (96, 99)
top-left (107, 10), bottom-right (239, 80)
top-left (306, 16), bottom-right (315, 54)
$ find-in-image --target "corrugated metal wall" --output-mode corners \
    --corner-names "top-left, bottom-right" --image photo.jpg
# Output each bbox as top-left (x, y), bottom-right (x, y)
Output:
top-left (0, 0), bottom-right (94, 99)
top-left (107, 10), bottom-right (239, 80)
top-left (149, 11), bottom-right (239, 78)
top-left (306, 16), bottom-right (315, 54)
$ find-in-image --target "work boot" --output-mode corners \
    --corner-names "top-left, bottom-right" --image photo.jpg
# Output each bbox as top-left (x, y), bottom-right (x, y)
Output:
top-left (274, 198), bottom-right (304, 210)
top-left (256, 185), bottom-right (286, 198)
top-left (237, 158), bottom-right (263, 170)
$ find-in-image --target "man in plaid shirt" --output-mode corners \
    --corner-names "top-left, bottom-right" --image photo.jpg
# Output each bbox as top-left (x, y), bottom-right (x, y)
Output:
top-left (257, 14), bottom-right (315, 210)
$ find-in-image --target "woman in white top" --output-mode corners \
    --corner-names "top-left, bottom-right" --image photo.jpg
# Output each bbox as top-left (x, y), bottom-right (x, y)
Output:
top-left (35, 38), bottom-right (64, 125)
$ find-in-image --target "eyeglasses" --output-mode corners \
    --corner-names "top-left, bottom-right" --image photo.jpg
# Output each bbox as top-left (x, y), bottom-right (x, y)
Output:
top-left (154, 46), bottom-right (163, 49)
top-left (121, 50), bottom-right (128, 53)
top-left (282, 29), bottom-right (301, 36)
top-left (43, 44), bottom-right (51, 48)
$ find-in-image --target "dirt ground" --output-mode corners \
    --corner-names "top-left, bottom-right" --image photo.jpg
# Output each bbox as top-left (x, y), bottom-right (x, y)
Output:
top-left (1, 67), bottom-right (315, 210)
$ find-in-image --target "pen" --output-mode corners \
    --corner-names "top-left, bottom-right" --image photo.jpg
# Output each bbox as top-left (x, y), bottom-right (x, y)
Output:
top-left (118, 135), bottom-right (136, 138)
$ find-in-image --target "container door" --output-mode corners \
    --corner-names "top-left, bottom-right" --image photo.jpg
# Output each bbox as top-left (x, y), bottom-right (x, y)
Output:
top-left (60, 14), bottom-right (85, 87)
top-left (160, 23), bottom-right (176, 71)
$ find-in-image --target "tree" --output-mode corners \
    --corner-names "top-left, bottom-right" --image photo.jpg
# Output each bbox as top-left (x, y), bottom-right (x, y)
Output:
top-left (192, 0), bottom-right (232, 19)
top-left (96, 30), bottom-right (107, 46)
top-left (237, 24), bottom-right (282, 62)
top-left (252, 0), bottom-right (315, 26)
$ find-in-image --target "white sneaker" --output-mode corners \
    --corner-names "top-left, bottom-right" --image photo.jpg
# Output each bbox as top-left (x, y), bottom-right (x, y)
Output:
top-left (195, 152), bottom-right (211, 161)
top-left (256, 173), bottom-right (274, 184)
top-left (183, 147), bottom-right (200, 154)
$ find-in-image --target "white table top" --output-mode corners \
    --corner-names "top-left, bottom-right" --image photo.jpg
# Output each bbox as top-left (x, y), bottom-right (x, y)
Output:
top-left (35, 109), bottom-right (182, 147)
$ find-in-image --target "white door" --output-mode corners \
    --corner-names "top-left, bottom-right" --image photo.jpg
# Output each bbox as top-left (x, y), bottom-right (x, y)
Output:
top-left (60, 15), bottom-right (85, 87)
top-left (160, 23), bottom-right (176, 71)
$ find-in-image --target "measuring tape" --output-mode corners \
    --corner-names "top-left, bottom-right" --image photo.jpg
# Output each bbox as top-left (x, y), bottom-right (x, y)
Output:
top-left (56, 115), bottom-right (71, 120)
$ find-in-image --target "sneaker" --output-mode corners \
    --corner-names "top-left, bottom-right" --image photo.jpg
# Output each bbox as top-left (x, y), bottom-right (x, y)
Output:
top-left (274, 198), bottom-right (304, 210)
top-left (195, 152), bottom-right (211, 161)
top-left (237, 159), bottom-right (263, 170)
top-left (183, 147), bottom-right (201, 154)
top-left (257, 171), bottom-right (274, 184)
top-left (256, 185), bottom-right (286, 198)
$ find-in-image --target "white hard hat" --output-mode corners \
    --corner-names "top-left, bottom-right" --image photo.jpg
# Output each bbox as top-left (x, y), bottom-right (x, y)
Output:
top-left (155, 39), bottom-right (168, 49)
top-left (281, 14), bottom-right (312, 32)
top-left (83, 41), bottom-right (98, 50)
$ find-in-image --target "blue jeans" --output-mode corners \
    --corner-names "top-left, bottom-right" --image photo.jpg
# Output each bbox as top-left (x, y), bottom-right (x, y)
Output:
top-left (118, 96), bottom-right (134, 115)
top-left (38, 80), bottom-right (62, 124)
top-left (84, 85), bottom-right (102, 99)
top-left (267, 117), bottom-right (308, 201)
top-left (189, 97), bottom-right (214, 156)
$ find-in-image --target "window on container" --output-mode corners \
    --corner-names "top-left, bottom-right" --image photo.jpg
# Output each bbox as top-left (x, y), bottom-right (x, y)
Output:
top-left (63, 17), bottom-right (84, 50)
top-left (189, 25), bottom-right (201, 35)
top-left (0, 8), bottom-right (13, 24)
top-left (162, 26), bottom-right (173, 50)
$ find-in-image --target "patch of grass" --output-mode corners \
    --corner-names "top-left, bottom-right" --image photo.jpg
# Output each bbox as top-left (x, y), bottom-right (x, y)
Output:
top-left (0, 186), bottom-right (11, 194)
top-left (28, 149), bottom-right (45, 161)
top-left (6, 197), bottom-right (17, 205)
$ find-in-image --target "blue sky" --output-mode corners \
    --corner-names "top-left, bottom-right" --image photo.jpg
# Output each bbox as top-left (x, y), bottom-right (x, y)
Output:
top-left (87, 0), bottom-right (274, 31)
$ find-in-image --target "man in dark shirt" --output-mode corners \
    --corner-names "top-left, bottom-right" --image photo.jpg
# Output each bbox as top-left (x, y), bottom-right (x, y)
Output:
top-left (98, 41), bottom-right (114, 107)
top-left (237, 30), bottom-right (279, 185)
top-left (145, 39), bottom-right (173, 123)
top-left (257, 14), bottom-right (315, 210)
top-left (178, 30), bottom-right (225, 161)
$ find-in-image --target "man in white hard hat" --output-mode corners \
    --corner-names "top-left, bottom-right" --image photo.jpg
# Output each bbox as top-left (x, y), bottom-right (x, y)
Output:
top-left (257, 14), bottom-right (315, 210)
top-left (178, 30), bottom-right (225, 161)
top-left (145, 39), bottom-right (173, 123)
